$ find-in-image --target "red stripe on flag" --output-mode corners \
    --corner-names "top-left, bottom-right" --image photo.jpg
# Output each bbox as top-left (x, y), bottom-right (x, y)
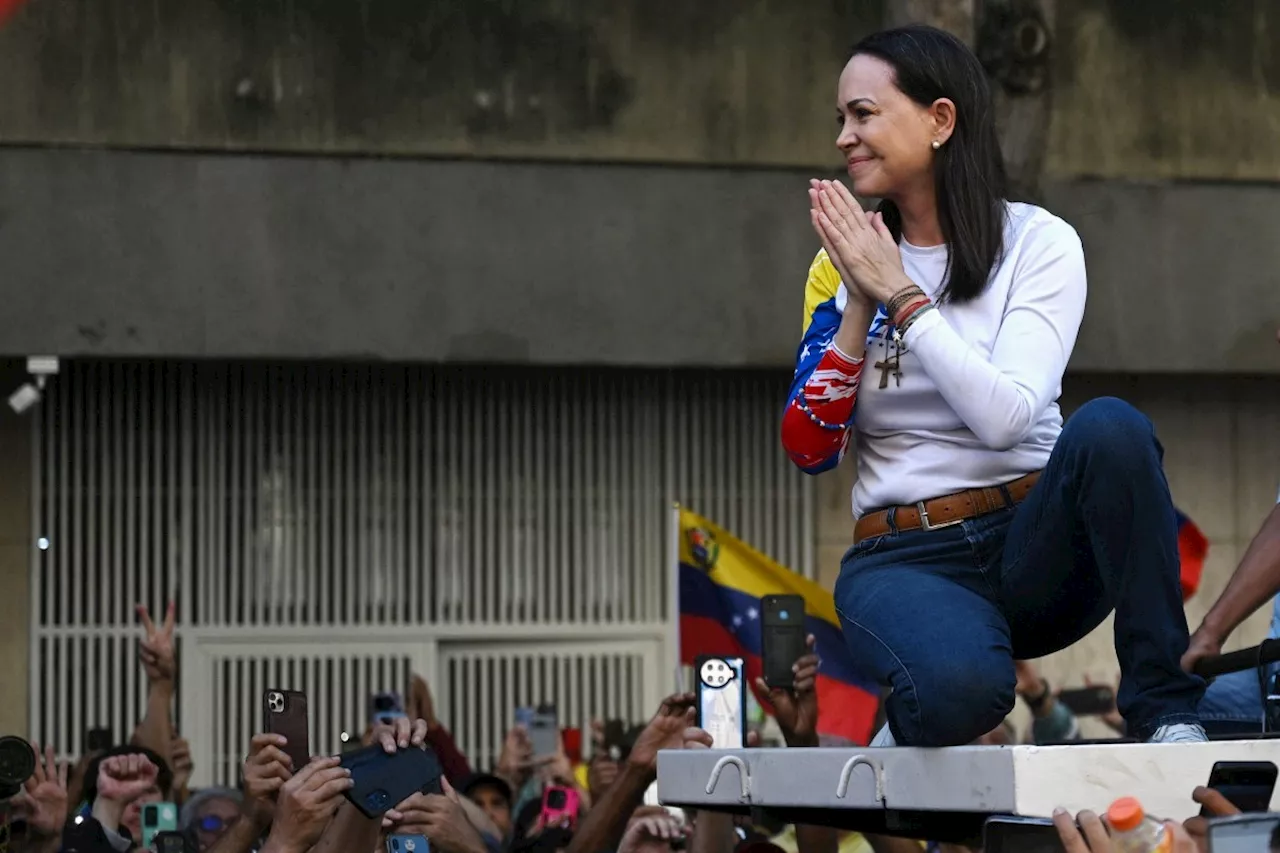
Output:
top-left (815, 675), bottom-right (878, 744)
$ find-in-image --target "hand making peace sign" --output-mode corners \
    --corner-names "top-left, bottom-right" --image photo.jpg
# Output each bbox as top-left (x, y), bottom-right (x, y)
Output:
top-left (137, 601), bottom-right (177, 683)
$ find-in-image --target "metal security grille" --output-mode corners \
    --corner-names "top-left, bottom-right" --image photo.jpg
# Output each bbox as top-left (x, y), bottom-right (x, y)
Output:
top-left (441, 642), bottom-right (654, 773)
top-left (29, 360), bottom-right (815, 778)
top-left (205, 648), bottom-right (413, 787)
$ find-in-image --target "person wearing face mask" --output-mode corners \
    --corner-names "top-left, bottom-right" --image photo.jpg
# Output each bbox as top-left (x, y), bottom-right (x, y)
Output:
top-left (781, 24), bottom-right (1205, 748)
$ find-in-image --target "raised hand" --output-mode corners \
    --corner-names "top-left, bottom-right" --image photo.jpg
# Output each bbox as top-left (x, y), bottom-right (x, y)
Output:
top-left (756, 634), bottom-right (820, 747)
top-left (170, 735), bottom-right (194, 800)
top-left (618, 813), bottom-right (689, 853)
top-left (384, 779), bottom-right (487, 853)
top-left (627, 694), bottom-right (697, 773)
top-left (12, 743), bottom-right (69, 838)
top-left (494, 725), bottom-right (534, 787)
top-left (265, 757), bottom-right (353, 853)
top-left (137, 601), bottom-right (177, 683)
top-left (1184, 786), bottom-right (1241, 852)
top-left (243, 733), bottom-right (295, 823)
top-left (372, 715), bottom-right (430, 754)
top-left (809, 179), bottom-right (908, 305)
top-left (96, 753), bottom-right (160, 805)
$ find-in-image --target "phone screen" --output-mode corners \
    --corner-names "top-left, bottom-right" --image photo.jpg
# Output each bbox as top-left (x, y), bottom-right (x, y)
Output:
top-left (523, 705), bottom-right (559, 758)
top-left (1208, 815), bottom-right (1280, 853)
top-left (696, 657), bottom-right (746, 749)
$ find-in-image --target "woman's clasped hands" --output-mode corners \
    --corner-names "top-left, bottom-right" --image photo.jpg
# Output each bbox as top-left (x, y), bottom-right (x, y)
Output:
top-left (808, 178), bottom-right (908, 306)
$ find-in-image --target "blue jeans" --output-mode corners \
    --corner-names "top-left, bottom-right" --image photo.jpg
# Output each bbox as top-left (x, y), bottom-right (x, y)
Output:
top-left (834, 397), bottom-right (1205, 746)
top-left (1198, 596), bottom-right (1280, 734)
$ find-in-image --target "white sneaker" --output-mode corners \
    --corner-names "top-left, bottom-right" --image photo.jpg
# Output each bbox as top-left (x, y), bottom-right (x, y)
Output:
top-left (869, 723), bottom-right (897, 747)
top-left (1148, 723), bottom-right (1208, 744)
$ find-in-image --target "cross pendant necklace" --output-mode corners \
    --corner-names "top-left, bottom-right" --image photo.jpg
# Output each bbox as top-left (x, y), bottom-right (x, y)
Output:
top-left (873, 325), bottom-right (907, 389)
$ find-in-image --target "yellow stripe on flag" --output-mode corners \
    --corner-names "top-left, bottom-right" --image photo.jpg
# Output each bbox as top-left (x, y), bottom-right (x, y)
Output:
top-left (678, 507), bottom-right (840, 627)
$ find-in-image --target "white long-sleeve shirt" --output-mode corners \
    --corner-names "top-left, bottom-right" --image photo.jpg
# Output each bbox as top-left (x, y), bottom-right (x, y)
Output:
top-left (844, 201), bottom-right (1087, 517)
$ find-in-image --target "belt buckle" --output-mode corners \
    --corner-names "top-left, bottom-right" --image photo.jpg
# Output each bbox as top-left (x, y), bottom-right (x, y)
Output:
top-left (917, 501), bottom-right (964, 532)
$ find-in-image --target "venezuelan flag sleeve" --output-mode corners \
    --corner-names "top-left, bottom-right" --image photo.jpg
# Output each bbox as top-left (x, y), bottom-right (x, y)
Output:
top-left (780, 250), bottom-right (866, 475)
top-left (678, 507), bottom-right (879, 745)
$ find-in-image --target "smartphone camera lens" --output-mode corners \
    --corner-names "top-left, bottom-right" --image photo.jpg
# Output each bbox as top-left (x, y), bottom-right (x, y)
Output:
top-left (548, 791), bottom-right (567, 809)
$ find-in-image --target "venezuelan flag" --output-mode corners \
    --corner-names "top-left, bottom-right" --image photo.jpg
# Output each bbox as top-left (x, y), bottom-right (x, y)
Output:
top-left (1177, 510), bottom-right (1208, 601)
top-left (677, 507), bottom-right (878, 745)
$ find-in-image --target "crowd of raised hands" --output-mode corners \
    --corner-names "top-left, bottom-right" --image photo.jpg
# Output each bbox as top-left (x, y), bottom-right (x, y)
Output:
top-left (2, 607), bottom-right (1268, 853)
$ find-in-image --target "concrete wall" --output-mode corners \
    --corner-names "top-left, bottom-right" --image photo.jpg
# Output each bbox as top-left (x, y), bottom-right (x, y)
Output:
top-left (1, 148), bottom-right (1277, 372)
top-left (1046, 0), bottom-right (1280, 181)
top-left (2, 1), bottom-right (1277, 182)
top-left (0, 0), bottom-right (873, 167)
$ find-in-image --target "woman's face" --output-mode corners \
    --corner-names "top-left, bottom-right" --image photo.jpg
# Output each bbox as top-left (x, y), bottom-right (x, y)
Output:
top-left (194, 796), bottom-right (243, 850)
top-left (835, 54), bottom-right (946, 200)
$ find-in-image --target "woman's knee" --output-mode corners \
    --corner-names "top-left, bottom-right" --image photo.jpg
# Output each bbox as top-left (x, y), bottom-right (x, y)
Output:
top-left (891, 657), bottom-right (1016, 747)
top-left (1060, 397), bottom-right (1158, 469)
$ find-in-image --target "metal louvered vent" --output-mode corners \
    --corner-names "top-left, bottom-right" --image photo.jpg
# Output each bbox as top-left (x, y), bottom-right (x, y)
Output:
top-left (29, 361), bottom-right (814, 782)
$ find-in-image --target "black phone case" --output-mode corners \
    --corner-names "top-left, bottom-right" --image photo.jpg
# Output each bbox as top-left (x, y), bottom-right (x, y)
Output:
top-left (602, 719), bottom-right (628, 760)
top-left (341, 744), bottom-right (445, 819)
top-left (264, 689), bottom-right (311, 773)
top-left (85, 727), bottom-right (112, 754)
top-left (1056, 686), bottom-right (1115, 716)
top-left (761, 595), bottom-right (807, 690)
top-left (1202, 761), bottom-right (1279, 815)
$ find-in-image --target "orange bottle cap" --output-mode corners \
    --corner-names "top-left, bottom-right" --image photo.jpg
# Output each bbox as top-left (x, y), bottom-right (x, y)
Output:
top-left (1108, 797), bottom-right (1145, 831)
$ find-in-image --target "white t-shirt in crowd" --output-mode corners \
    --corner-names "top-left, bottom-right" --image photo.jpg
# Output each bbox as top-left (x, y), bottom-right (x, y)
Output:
top-left (844, 202), bottom-right (1087, 517)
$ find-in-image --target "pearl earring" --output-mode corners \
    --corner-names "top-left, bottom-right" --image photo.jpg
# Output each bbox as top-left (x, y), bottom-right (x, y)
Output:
top-left (931, 140), bottom-right (942, 150)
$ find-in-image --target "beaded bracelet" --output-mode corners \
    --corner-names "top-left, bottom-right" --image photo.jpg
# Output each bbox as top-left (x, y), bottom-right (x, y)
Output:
top-left (795, 394), bottom-right (856, 431)
top-left (893, 295), bottom-right (931, 327)
top-left (886, 285), bottom-right (926, 319)
top-left (896, 301), bottom-right (936, 337)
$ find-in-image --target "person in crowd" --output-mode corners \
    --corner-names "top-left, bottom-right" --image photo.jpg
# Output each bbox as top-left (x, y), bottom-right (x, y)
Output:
top-left (779, 23), bottom-right (1204, 747)
top-left (1183, 421), bottom-right (1280, 735)
top-left (9, 744), bottom-right (67, 853)
top-left (460, 773), bottom-right (516, 841)
top-left (1015, 661), bottom-right (1081, 744)
top-left (1191, 514), bottom-right (1280, 736)
top-left (66, 749), bottom-right (170, 852)
top-left (179, 786), bottom-right (244, 851)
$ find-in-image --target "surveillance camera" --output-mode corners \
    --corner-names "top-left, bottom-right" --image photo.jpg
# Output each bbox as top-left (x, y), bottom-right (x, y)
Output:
top-left (8, 383), bottom-right (40, 414)
top-left (26, 355), bottom-right (59, 377)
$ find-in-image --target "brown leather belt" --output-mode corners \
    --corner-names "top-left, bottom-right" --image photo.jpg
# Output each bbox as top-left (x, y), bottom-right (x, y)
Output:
top-left (853, 471), bottom-right (1042, 544)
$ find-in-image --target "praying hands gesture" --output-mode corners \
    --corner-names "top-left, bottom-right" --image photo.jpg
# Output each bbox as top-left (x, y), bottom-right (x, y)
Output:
top-left (809, 179), bottom-right (910, 306)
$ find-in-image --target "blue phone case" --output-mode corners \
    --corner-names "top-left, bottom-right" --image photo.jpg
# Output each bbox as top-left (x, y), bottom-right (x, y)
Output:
top-left (341, 744), bottom-right (444, 818)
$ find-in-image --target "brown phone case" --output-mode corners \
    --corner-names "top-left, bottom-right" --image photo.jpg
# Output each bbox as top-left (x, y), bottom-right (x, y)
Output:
top-left (264, 689), bottom-right (311, 772)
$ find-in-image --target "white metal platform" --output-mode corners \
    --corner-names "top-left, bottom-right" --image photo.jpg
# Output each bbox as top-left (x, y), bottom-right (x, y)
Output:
top-left (657, 741), bottom-right (1280, 826)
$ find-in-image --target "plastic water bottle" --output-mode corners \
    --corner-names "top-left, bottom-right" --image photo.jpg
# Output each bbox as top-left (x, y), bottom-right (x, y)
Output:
top-left (1107, 797), bottom-right (1171, 853)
